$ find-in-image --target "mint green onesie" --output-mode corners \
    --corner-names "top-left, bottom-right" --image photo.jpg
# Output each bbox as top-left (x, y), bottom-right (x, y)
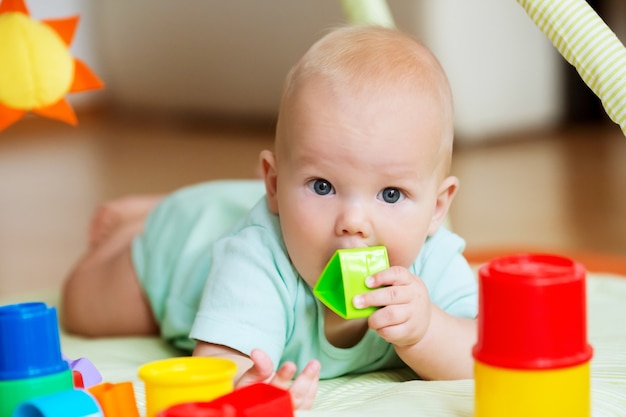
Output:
top-left (133, 180), bottom-right (477, 379)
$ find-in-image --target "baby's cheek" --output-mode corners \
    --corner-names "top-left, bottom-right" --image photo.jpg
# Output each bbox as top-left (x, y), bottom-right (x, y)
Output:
top-left (387, 244), bottom-right (423, 269)
top-left (291, 256), bottom-right (321, 288)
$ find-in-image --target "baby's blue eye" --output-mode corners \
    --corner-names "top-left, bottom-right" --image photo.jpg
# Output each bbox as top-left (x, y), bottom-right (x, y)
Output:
top-left (309, 179), bottom-right (334, 196)
top-left (379, 187), bottom-right (403, 203)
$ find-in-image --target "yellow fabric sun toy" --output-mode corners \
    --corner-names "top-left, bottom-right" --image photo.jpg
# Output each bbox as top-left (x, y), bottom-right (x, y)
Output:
top-left (0, 0), bottom-right (104, 131)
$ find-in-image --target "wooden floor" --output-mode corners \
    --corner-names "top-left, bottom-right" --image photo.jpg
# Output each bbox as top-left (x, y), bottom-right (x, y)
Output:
top-left (1, 111), bottom-right (625, 296)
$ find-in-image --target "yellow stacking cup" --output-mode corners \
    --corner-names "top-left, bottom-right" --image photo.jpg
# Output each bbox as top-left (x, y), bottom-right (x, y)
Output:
top-left (475, 360), bottom-right (591, 417)
top-left (138, 357), bottom-right (237, 417)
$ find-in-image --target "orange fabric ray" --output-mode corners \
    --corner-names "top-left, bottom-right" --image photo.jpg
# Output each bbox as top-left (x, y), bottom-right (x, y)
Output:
top-left (0, 0), bottom-right (29, 15)
top-left (70, 58), bottom-right (104, 93)
top-left (32, 98), bottom-right (77, 126)
top-left (43, 16), bottom-right (79, 47)
top-left (0, 104), bottom-right (26, 130)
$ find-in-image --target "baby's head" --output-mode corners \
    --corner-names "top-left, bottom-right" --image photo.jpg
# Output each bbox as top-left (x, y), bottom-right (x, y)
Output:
top-left (276, 25), bottom-right (454, 176)
top-left (261, 26), bottom-right (459, 287)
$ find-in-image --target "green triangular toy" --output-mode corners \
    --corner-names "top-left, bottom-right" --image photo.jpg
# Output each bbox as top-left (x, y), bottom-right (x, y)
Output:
top-left (313, 246), bottom-right (389, 319)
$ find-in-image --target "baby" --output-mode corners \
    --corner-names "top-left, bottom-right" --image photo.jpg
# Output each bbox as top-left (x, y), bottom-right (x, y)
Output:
top-left (61, 25), bottom-right (478, 409)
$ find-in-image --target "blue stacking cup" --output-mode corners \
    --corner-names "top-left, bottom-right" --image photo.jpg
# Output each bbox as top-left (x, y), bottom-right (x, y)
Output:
top-left (12, 389), bottom-right (103, 417)
top-left (0, 302), bottom-right (68, 380)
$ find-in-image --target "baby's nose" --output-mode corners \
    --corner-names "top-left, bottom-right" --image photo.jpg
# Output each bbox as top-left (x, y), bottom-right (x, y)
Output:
top-left (335, 203), bottom-right (371, 238)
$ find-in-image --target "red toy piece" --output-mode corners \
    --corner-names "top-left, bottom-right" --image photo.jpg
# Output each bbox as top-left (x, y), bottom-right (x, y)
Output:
top-left (71, 370), bottom-right (84, 389)
top-left (158, 383), bottom-right (293, 417)
top-left (158, 403), bottom-right (235, 417)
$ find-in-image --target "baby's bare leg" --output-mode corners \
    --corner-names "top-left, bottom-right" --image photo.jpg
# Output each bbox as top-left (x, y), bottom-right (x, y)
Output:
top-left (61, 198), bottom-right (161, 337)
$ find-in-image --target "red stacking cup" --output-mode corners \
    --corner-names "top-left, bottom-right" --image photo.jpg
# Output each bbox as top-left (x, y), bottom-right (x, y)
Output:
top-left (473, 253), bottom-right (593, 370)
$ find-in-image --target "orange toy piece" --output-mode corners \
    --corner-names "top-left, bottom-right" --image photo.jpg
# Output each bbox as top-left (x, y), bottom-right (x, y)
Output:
top-left (0, 0), bottom-right (104, 131)
top-left (89, 381), bottom-right (140, 417)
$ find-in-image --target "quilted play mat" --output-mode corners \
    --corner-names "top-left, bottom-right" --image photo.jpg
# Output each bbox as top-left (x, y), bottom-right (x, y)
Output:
top-left (2, 262), bottom-right (626, 416)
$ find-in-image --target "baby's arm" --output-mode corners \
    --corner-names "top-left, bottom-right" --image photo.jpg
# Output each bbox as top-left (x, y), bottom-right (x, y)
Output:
top-left (193, 340), bottom-right (320, 409)
top-left (393, 305), bottom-right (476, 380)
top-left (353, 266), bottom-right (476, 380)
top-left (193, 341), bottom-right (255, 380)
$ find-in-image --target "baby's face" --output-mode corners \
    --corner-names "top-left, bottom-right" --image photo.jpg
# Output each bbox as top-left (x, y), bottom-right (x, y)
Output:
top-left (272, 78), bottom-right (450, 287)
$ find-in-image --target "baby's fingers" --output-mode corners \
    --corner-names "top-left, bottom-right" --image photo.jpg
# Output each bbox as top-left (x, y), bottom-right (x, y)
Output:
top-left (289, 360), bottom-right (320, 409)
top-left (238, 348), bottom-right (280, 388)
top-left (355, 285), bottom-right (411, 309)
top-left (367, 266), bottom-right (414, 287)
top-left (354, 267), bottom-right (426, 309)
top-left (270, 361), bottom-right (298, 390)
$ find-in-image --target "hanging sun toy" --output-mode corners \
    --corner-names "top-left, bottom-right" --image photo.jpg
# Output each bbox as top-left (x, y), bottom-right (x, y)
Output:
top-left (0, 0), bottom-right (104, 131)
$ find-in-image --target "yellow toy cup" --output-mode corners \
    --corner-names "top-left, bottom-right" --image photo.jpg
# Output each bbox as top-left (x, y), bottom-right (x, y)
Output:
top-left (475, 360), bottom-right (591, 417)
top-left (138, 357), bottom-right (237, 417)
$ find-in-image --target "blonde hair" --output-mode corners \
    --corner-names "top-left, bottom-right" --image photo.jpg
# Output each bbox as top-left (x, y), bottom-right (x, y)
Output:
top-left (277, 25), bottom-right (455, 173)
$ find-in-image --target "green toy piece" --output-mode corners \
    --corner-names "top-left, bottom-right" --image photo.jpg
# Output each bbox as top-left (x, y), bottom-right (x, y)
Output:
top-left (313, 246), bottom-right (389, 319)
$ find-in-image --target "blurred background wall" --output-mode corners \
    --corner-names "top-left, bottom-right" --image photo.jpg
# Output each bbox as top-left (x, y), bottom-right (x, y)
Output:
top-left (4, 0), bottom-right (624, 296)
top-left (26, 0), bottom-right (582, 144)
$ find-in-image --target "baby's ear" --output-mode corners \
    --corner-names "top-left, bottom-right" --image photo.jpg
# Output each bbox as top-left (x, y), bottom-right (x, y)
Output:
top-left (428, 176), bottom-right (459, 235)
top-left (260, 150), bottom-right (279, 214)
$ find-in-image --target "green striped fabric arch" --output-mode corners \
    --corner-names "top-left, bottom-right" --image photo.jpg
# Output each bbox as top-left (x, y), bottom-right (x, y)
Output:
top-left (517, 0), bottom-right (626, 136)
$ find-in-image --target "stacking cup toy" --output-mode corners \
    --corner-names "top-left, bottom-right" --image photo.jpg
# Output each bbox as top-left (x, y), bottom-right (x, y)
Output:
top-left (473, 254), bottom-right (593, 417)
top-left (199, 383), bottom-right (293, 417)
top-left (12, 388), bottom-right (102, 417)
top-left (158, 403), bottom-right (236, 417)
top-left (88, 382), bottom-right (140, 417)
top-left (159, 383), bottom-right (292, 417)
top-left (314, 246), bottom-right (389, 319)
top-left (0, 302), bottom-right (73, 417)
top-left (138, 357), bottom-right (237, 417)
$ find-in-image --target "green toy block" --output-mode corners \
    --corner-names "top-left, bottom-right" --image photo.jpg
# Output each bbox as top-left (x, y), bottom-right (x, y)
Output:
top-left (313, 246), bottom-right (389, 319)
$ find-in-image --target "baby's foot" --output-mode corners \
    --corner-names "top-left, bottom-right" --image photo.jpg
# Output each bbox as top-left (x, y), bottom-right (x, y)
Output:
top-left (88, 195), bottom-right (163, 248)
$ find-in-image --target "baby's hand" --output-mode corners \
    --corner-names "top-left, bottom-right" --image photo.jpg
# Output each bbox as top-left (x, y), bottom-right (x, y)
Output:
top-left (353, 266), bottom-right (431, 347)
top-left (238, 349), bottom-right (320, 409)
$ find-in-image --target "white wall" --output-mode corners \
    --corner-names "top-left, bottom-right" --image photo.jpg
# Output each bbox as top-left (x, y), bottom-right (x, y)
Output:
top-left (94, 1), bottom-right (349, 116)
top-left (38, 0), bottom-right (564, 142)
top-left (414, 0), bottom-right (563, 142)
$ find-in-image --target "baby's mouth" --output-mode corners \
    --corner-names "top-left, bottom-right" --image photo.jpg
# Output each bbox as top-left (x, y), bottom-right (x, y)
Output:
top-left (335, 241), bottom-right (372, 251)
